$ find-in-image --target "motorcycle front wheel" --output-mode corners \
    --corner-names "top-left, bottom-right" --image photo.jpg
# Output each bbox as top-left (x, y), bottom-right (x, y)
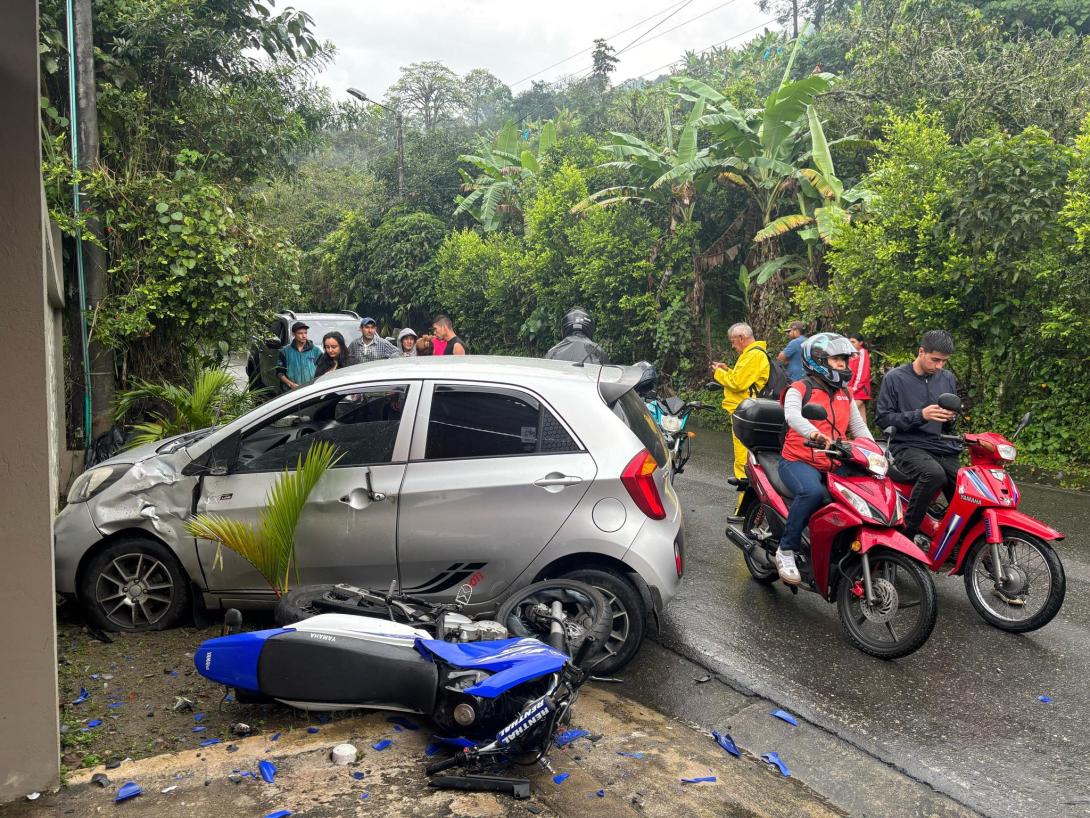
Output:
top-left (275, 585), bottom-right (393, 625)
top-left (495, 579), bottom-right (612, 667)
top-left (836, 550), bottom-right (937, 660)
top-left (962, 531), bottom-right (1065, 633)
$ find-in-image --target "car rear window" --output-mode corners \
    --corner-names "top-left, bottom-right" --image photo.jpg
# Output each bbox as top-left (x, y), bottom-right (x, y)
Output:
top-left (613, 389), bottom-right (668, 467)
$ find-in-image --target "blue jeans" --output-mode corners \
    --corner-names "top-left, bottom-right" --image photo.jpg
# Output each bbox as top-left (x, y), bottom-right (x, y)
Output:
top-left (777, 459), bottom-right (829, 552)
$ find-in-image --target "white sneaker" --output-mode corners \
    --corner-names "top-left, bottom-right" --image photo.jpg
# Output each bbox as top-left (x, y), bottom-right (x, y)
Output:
top-left (775, 548), bottom-right (802, 585)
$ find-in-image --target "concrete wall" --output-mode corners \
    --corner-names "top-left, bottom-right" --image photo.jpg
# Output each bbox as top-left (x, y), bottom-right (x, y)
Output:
top-left (0, 0), bottom-right (62, 801)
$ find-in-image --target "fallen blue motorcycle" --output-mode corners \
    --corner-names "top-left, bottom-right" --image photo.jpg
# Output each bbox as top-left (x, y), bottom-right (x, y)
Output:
top-left (194, 580), bottom-right (610, 798)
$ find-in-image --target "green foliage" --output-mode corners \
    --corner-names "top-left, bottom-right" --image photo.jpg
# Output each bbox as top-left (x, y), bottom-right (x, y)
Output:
top-left (186, 440), bottom-right (341, 595)
top-left (114, 367), bottom-right (256, 447)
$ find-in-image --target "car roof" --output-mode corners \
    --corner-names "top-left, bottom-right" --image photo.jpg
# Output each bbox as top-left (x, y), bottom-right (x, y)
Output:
top-left (280, 312), bottom-right (361, 321)
top-left (314, 355), bottom-right (611, 388)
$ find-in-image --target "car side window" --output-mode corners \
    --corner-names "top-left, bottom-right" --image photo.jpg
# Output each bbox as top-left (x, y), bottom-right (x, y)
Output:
top-left (235, 385), bottom-right (409, 473)
top-left (424, 385), bottom-right (578, 460)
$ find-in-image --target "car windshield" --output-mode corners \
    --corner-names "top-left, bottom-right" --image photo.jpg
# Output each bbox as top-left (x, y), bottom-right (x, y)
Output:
top-left (157, 426), bottom-right (215, 454)
top-left (613, 389), bottom-right (668, 468)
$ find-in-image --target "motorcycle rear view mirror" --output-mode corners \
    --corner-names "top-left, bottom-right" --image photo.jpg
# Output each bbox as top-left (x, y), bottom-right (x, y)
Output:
top-left (938, 393), bottom-right (962, 412)
top-left (801, 403), bottom-right (828, 422)
top-left (1012, 412), bottom-right (1032, 440)
top-left (705, 381), bottom-right (720, 391)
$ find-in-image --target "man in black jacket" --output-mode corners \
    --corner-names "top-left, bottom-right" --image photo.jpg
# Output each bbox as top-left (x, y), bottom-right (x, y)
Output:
top-left (544, 308), bottom-right (609, 365)
top-left (876, 330), bottom-right (960, 543)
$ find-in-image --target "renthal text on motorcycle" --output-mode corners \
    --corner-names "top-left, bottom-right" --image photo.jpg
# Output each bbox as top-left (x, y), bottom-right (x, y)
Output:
top-left (727, 398), bottom-right (938, 659)
top-left (886, 393), bottom-right (1066, 632)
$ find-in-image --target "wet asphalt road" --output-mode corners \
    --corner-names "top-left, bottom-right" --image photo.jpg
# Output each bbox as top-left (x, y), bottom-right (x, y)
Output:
top-left (659, 426), bottom-right (1090, 818)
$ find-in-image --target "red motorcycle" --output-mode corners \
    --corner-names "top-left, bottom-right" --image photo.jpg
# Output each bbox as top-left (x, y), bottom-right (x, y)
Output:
top-left (885, 393), bottom-right (1066, 633)
top-left (726, 399), bottom-right (938, 659)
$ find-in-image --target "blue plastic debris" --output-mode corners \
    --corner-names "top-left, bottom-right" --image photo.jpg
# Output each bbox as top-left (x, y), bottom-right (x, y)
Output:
top-left (617, 751), bottom-right (645, 759)
top-left (762, 752), bottom-right (791, 777)
top-left (554, 729), bottom-right (590, 747)
top-left (192, 726), bottom-right (207, 733)
top-left (552, 773), bottom-right (570, 784)
top-left (392, 725), bottom-right (402, 732)
top-left (307, 726), bottom-right (319, 734)
top-left (596, 789), bottom-right (606, 797)
top-left (1038, 695), bottom-right (1053, 703)
top-left (115, 782), bottom-right (142, 802)
top-left (270, 732), bottom-right (281, 742)
top-left (681, 776), bottom-right (717, 784)
top-left (387, 716), bottom-right (420, 731)
top-left (223, 693), bottom-right (234, 702)
top-left (169, 671), bottom-right (178, 677)
top-left (372, 739), bottom-right (392, 751)
top-left (107, 702), bottom-right (123, 709)
top-left (352, 771), bottom-right (365, 781)
top-left (359, 793), bottom-right (370, 800)
top-left (199, 738), bottom-right (221, 747)
top-left (194, 713), bottom-right (204, 722)
top-left (424, 742), bottom-right (441, 757)
top-left (772, 709), bottom-right (798, 726)
top-left (712, 731), bottom-right (740, 758)
top-left (72, 687), bottom-right (89, 705)
top-left (263, 811), bottom-right (292, 818)
top-left (259, 760), bottom-right (276, 784)
top-left (87, 719), bottom-right (102, 728)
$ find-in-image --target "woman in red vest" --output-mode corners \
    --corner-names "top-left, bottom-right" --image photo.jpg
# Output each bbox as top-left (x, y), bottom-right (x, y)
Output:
top-left (847, 332), bottom-right (872, 420)
top-left (774, 333), bottom-right (875, 585)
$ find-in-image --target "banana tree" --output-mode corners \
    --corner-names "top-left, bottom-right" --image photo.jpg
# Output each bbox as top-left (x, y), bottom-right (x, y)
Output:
top-left (454, 119), bottom-right (557, 231)
top-left (186, 440), bottom-right (340, 595)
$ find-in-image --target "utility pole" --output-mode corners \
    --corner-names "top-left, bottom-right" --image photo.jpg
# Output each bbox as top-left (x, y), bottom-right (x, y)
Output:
top-left (347, 87), bottom-right (406, 200)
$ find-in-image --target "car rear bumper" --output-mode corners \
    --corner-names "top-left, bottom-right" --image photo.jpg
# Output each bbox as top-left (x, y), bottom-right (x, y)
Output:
top-left (622, 511), bottom-right (684, 613)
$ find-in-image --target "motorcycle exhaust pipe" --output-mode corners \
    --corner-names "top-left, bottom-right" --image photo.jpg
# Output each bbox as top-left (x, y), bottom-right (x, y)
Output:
top-left (725, 523), bottom-right (756, 553)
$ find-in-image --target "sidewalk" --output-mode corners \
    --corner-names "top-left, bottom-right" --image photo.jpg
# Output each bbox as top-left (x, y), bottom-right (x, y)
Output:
top-left (1, 684), bottom-right (840, 818)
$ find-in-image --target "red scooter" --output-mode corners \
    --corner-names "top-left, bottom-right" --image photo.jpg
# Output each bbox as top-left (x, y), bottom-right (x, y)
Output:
top-left (726, 399), bottom-right (938, 659)
top-left (886, 393), bottom-right (1066, 632)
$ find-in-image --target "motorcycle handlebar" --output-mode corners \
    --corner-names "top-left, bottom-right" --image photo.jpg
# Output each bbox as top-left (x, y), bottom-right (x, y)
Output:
top-left (426, 752), bottom-right (469, 776)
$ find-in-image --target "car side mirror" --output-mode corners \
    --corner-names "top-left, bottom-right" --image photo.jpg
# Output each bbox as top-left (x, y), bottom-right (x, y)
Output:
top-left (801, 403), bottom-right (828, 422)
top-left (264, 336), bottom-right (282, 349)
top-left (1012, 412), bottom-right (1032, 441)
top-left (938, 392), bottom-right (962, 412)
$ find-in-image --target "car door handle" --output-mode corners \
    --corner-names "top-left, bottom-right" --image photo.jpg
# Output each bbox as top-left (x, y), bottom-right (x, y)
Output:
top-left (534, 474), bottom-right (583, 488)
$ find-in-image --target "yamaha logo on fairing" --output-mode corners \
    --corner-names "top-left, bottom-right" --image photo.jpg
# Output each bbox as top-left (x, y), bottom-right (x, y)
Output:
top-left (308, 632), bottom-right (336, 643)
top-left (204, 651), bottom-right (212, 671)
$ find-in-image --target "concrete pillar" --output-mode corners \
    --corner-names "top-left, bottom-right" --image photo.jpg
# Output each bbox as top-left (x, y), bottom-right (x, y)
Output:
top-left (0, 0), bottom-right (61, 801)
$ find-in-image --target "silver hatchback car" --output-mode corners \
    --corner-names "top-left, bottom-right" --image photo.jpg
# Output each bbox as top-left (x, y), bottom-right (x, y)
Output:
top-left (55, 357), bottom-right (685, 671)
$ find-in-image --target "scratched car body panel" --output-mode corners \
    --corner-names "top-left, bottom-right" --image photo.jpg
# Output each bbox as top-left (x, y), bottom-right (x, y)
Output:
top-left (54, 356), bottom-right (684, 636)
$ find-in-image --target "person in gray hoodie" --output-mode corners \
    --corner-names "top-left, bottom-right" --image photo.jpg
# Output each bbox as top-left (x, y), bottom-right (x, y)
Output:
top-left (396, 327), bottom-right (418, 357)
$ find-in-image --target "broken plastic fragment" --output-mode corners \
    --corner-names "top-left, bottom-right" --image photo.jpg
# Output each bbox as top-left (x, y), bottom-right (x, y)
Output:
top-left (263, 812), bottom-right (292, 818)
top-left (316, 712), bottom-right (330, 724)
top-left (596, 789), bottom-right (606, 797)
top-left (270, 732), bottom-right (281, 742)
top-left (90, 773), bottom-right (110, 788)
top-left (26, 792), bottom-right (40, 801)
top-left (712, 731), bottom-right (740, 757)
top-left (771, 709), bottom-right (798, 726)
top-left (223, 693), bottom-right (235, 703)
top-left (359, 793), bottom-right (369, 800)
top-left (762, 752), bottom-right (791, 777)
top-left (72, 687), bottom-right (89, 705)
top-left (617, 751), bottom-right (645, 759)
top-left (1038, 695), bottom-right (1053, 703)
top-left (554, 729), bottom-right (590, 747)
top-left (172, 697), bottom-right (194, 712)
top-left (108, 702), bottom-right (123, 709)
top-left (115, 782), bottom-right (142, 802)
top-left (306, 727), bottom-right (319, 734)
top-left (332, 743), bottom-right (358, 765)
top-left (230, 722), bottom-right (252, 736)
top-left (194, 712), bottom-right (204, 722)
top-left (372, 739), bottom-right (392, 751)
top-left (681, 776), bottom-right (717, 784)
top-left (86, 719), bottom-right (102, 728)
top-left (160, 785), bottom-right (177, 794)
top-left (192, 726), bottom-right (207, 733)
top-left (386, 715), bottom-right (420, 731)
top-left (352, 771), bottom-right (365, 781)
top-left (552, 773), bottom-right (570, 784)
top-left (259, 760), bottom-right (277, 784)
top-left (425, 742), bottom-right (441, 757)
top-left (199, 738), bottom-right (221, 747)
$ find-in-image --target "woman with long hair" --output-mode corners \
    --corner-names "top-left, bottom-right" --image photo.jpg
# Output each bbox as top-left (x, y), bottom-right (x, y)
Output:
top-left (848, 332), bottom-right (872, 420)
top-left (314, 331), bottom-right (350, 378)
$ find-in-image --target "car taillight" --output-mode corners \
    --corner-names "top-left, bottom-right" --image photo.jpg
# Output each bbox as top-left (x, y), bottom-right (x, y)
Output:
top-left (674, 538), bottom-right (683, 577)
top-left (622, 449), bottom-right (666, 520)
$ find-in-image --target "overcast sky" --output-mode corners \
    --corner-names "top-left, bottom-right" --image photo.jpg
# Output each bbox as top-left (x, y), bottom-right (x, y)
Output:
top-left (292, 0), bottom-right (774, 101)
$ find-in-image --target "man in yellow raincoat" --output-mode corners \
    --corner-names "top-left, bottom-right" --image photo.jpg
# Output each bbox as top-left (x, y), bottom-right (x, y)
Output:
top-left (713, 323), bottom-right (770, 497)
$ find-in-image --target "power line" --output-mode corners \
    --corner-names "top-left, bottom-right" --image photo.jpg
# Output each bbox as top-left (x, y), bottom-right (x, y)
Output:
top-left (614, 0), bottom-right (696, 57)
top-left (509, 0), bottom-right (691, 88)
top-left (634, 17), bottom-right (779, 79)
top-left (619, 0), bottom-right (745, 55)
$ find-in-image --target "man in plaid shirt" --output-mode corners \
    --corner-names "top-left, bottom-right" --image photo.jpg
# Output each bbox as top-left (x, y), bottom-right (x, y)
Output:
top-left (347, 317), bottom-right (397, 365)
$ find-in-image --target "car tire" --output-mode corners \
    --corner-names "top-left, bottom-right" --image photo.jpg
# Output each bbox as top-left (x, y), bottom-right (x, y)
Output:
top-left (556, 567), bottom-right (646, 675)
top-left (79, 537), bottom-right (190, 633)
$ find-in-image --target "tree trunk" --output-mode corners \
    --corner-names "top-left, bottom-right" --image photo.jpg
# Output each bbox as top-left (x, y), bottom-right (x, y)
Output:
top-left (74, 0), bottom-right (114, 437)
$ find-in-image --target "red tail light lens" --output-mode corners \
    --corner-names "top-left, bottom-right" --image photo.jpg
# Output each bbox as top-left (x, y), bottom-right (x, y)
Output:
top-left (622, 449), bottom-right (666, 520)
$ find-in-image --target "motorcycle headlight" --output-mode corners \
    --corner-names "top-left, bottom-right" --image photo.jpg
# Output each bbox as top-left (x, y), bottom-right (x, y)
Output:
top-left (660, 415), bottom-right (683, 434)
top-left (865, 452), bottom-right (889, 477)
top-left (836, 485), bottom-right (885, 524)
top-left (67, 463), bottom-right (132, 504)
top-left (996, 444), bottom-right (1016, 462)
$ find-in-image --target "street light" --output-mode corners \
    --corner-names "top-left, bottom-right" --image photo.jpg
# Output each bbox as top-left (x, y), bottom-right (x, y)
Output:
top-left (347, 87), bottom-right (405, 199)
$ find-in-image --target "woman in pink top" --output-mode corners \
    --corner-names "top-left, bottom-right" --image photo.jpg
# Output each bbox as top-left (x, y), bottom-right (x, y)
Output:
top-left (848, 332), bottom-right (872, 419)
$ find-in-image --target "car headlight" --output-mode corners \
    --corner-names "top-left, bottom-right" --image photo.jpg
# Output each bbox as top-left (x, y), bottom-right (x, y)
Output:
top-left (866, 452), bottom-right (889, 477)
top-left (67, 464), bottom-right (132, 504)
top-left (836, 485), bottom-right (886, 524)
top-left (996, 444), bottom-right (1016, 461)
top-left (660, 415), bottom-right (683, 434)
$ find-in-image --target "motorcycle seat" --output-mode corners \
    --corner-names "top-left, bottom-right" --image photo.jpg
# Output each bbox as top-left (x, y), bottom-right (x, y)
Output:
top-left (755, 451), bottom-right (831, 504)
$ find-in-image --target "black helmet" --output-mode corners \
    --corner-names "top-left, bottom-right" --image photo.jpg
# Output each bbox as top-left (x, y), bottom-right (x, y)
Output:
top-left (802, 332), bottom-right (856, 388)
top-left (562, 308), bottom-right (594, 339)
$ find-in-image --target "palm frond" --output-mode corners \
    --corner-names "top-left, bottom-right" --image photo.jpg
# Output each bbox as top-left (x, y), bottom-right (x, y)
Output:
top-left (753, 213), bottom-right (814, 243)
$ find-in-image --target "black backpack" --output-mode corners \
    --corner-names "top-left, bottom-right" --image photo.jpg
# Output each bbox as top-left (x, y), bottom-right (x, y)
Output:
top-left (751, 348), bottom-right (791, 402)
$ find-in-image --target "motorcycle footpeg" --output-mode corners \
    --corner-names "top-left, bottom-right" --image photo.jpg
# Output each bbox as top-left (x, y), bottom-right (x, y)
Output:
top-left (429, 774), bottom-right (531, 800)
